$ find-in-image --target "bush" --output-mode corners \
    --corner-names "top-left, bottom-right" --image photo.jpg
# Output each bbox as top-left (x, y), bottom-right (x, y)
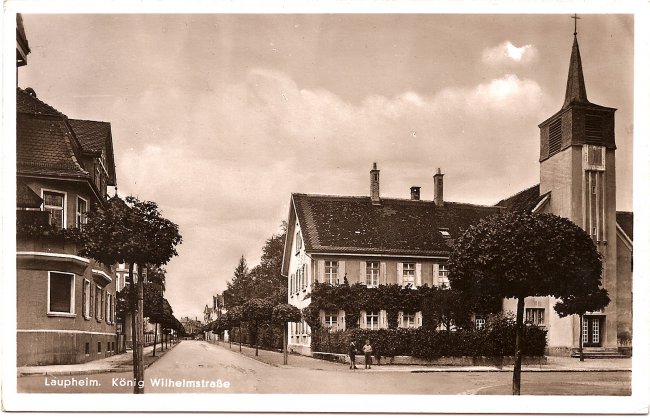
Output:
top-left (311, 316), bottom-right (547, 358)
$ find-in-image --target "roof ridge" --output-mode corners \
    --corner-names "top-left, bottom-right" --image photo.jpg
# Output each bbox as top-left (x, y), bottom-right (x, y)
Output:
top-left (69, 118), bottom-right (111, 125)
top-left (495, 184), bottom-right (539, 205)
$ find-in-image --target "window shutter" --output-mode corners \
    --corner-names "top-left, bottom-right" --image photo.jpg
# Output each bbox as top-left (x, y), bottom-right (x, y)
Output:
top-left (415, 311), bottom-right (423, 328)
top-left (359, 261), bottom-right (366, 285)
top-left (397, 263), bottom-right (404, 286)
top-left (398, 311), bottom-right (404, 328)
top-left (433, 264), bottom-right (439, 286)
top-left (339, 260), bottom-right (345, 284)
top-left (317, 259), bottom-right (325, 283)
top-left (89, 284), bottom-right (94, 319)
top-left (415, 263), bottom-right (422, 287)
top-left (338, 309), bottom-right (346, 331)
top-left (360, 310), bottom-right (367, 329)
top-left (380, 310), bottom-right (387, 329)
top-left (380, 262), bottom-right (387, 285)
top-left (82, 280), bottom-right (87, 319)
top-left (305, 263), bottom-right (310, 288)
top-left (319, 309), bottom-right (325, 327)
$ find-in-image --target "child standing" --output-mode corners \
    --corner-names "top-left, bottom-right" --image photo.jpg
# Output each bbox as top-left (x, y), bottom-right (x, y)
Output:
top-left (348, 341), bottom-right (358, 370)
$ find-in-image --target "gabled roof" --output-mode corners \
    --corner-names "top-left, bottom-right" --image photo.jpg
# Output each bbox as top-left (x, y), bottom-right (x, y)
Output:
top-left (17, 114), bottom-right (89, 179)
top-left (291, 193), bottom-right (501, 257)
top-left (68, 119), bottom-right (110, 153)
top-left (495, 184), bottom-right (550, 213)
top-left (616, 211), bottom-right (633, 241)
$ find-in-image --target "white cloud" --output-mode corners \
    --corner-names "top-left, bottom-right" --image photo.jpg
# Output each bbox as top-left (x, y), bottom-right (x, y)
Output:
top-left (482, 41), bottom-right (538, 65)
top-left (113, 69), bottom-right (550, 318)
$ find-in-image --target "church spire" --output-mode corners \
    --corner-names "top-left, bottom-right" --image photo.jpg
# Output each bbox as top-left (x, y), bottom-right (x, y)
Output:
top-left (562, 18), bottom-right (589, 109)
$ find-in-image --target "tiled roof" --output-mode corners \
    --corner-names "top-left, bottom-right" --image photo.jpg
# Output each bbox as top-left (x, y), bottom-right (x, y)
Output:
top-left (17, 88), bottom-right (64, 117)
top-left (17, 114), bottom-right (89, 178)
top-left (68, 119), bottom-right (111, 153)
top-left (496, 184), bottom-right (549, 212)
top-left (292, 193), bottom-right (501, 256)
top-left (616, 211), bottom-right (633, 241)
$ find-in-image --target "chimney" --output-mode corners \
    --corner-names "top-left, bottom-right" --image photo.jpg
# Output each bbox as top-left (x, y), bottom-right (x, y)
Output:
top-left (370, 162), bottom-right (380, 205)
top-left (410, 186), bottom-right (421, 201)
top-left (433, 168), bottom-right (444, 206)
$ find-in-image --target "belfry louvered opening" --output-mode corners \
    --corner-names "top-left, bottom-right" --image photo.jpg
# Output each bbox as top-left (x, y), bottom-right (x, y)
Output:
top-left (585, 114), bottom-right (603, 142)
top-left (548, 119), bottom-right (562, 155)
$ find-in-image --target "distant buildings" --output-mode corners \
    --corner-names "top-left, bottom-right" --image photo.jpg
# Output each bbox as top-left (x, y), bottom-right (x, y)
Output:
top-left (180, 316), bottom-right (203, 337)
top-left (16, 14), bottom-right (120, 364)
top-left (282, 30), bottom-right (632, 357)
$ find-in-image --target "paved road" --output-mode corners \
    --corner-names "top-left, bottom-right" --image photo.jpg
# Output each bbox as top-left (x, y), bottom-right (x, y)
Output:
top-left (17, 340), bottom-right (631, 395)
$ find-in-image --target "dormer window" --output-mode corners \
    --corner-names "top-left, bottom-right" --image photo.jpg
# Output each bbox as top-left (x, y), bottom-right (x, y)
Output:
top-left (438, 229), bottom-right (451, 238)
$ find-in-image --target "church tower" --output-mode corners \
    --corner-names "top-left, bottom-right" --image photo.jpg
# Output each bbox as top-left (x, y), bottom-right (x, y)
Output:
top-left (538, 25), bottom-right (619, 350)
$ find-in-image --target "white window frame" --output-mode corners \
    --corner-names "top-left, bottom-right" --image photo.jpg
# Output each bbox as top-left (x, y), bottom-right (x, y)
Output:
top-left (325, 261), bottom-right (338, 285)
top-left (76, 196), bottom-right (88, 228)
top-left (366, 261), bottom-right (380, 287)
top-left (475, 317), bottom-right (486, 330)
top-left (402, 263), bottom-right (416, 286)
top-left (525, 308), bottom-right (545, 326)
top-left (83, 278), bottom-right (91, 319)
top-left (438, 263), bottom-right (450, 288)
top-left (42, 189), bottom-right (67, 229)
top-left (402, 313), bottom-right (417, 328)
top-left (324, 311), bottom-right (338, 330)
top-left (366, 311), bottom-right (379, 330)
top-left (47, 271), bottom-right (75, 316)
top-left (95, 285), bottom-right (103, 321)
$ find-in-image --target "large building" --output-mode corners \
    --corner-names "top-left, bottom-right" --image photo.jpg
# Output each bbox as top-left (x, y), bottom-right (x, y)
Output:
top-left (281, 30), bottom-right (632, 357)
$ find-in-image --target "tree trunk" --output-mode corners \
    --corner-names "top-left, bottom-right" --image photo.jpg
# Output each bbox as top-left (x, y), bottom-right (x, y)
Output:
top-left (127, 265), bottom-right (141, 394)
top-left (239, 326), bottom-right (242, 352)
top-left (134, 264), bottom-right (145, 394)
top-left (512, 296), bottom-right (525, 396)
top-left (579, 315), bottom-right (585, 362)
top-left (283, 323), bottom-right (288, 365)
top-left (229, 330), bottom-right (232, 349)
top-left (255, 320), bottom-right (259, 356)
top-left (153, 323), bottom-right (158, 357)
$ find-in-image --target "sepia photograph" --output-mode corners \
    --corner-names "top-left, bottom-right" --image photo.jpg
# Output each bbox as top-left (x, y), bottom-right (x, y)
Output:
top-left (2, 0), bottom-right (648, 414)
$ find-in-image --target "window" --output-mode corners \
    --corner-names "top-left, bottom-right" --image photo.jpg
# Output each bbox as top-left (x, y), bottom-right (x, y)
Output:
top-left (76, 197), bottom-right (88, 228)
top-left (324, 311), bottom-right (338, 330)
top-left (325, 261), bottom-right (338, 285)
top-left (366, 261), bottom-right (380, 287)
top-left (97, 341), bottom-right (102, 354)
top-left (85, 342), bottom-right (90, 355)
top-left (585, 115), bottom-right (603, 142)
top-left (43, 190), bottom-right (65, 229)
top-left (525, 308), bottom-right (545, 326)
top-left (438, 264), bottom-right (450, 288)
top-left (402, 263), bottom-right (415, 286)
top-left (475, 316), bottom-right (486, 330)
top-left (366, 311), bottom-right (379, 330)
top-left (548, 119), bottom-right (562, 155)
top-left (438, 229), bottom-right (451, 239)
top-left (106, 293), bottom-right (112, 324)
top-left (95, 285), bottom-right (102, 321)
top-left (402, 313), bottom-right (416, 328)
top-left (95, 165), bottom-right (102, 191)
top-left (82, 279), bottom-right (91, 319)
top-left (48, 272), bottom-right (75, 315)
top-left (289, 274), bottom-right (295, 294)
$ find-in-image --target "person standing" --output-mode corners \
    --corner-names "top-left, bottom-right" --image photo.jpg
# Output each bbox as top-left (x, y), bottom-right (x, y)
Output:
top-left (362, 339), bottom-right (373, 369)
top-left (348, 341), bottom-right (358, 369)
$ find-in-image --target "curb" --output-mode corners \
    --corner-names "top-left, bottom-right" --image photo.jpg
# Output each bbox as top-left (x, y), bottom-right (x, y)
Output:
top-left (17, 343), bottom-right (180, 378)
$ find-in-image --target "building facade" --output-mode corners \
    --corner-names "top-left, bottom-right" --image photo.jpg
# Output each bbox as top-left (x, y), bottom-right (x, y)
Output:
top-left (281, 32), bottom-right (632, 357)
top-left (16, 87), bottom-right (120, 365)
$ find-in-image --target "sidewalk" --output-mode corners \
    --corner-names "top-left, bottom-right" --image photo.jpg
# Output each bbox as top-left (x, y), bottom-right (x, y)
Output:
top-left (214, 341), bottom-right (632, 373)
top-left (17, 342), bottom-right (179, 377)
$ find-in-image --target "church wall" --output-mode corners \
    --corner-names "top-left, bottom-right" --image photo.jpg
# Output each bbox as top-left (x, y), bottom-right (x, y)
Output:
top-left (540, 146), bottom-right (584, 223)
top-left (616, 233), bottom-right (633, 349)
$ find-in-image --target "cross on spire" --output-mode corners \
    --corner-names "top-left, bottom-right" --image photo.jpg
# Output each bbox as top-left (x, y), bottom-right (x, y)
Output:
top-left (571, 13), bottom-right (581, 36)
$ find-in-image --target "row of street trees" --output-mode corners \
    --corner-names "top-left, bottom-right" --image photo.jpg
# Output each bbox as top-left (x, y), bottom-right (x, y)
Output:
top-left (210, 213), bottom-right (609, 396)
top-left (78, 196), bottom-right (182, 394)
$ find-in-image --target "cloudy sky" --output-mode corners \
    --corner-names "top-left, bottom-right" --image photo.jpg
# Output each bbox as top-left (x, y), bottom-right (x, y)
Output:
top-left (16, 13), bottom-right (634, 320)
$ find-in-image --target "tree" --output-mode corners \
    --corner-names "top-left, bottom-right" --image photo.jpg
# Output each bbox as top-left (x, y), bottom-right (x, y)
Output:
top-left (228, 305), bottom-right (244, 352)
top-left (223, 256), bottom-right (253, 308)
top-left (272, 303), bottom-right (302, 365)
top-left (241, 298), bottom-right (274, 356)
top-left (448, 212), bottom-right (607, 395)
top-left (78, 196), bottom-right (182, 394)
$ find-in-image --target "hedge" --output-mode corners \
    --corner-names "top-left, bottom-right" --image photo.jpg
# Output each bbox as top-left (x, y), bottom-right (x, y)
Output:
top-left (312, 315), bottom-right (547, 358)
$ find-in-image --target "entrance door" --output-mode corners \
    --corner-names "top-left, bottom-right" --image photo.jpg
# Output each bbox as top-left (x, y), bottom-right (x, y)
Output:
top-left (582, 316), bottom-right (603, 347)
